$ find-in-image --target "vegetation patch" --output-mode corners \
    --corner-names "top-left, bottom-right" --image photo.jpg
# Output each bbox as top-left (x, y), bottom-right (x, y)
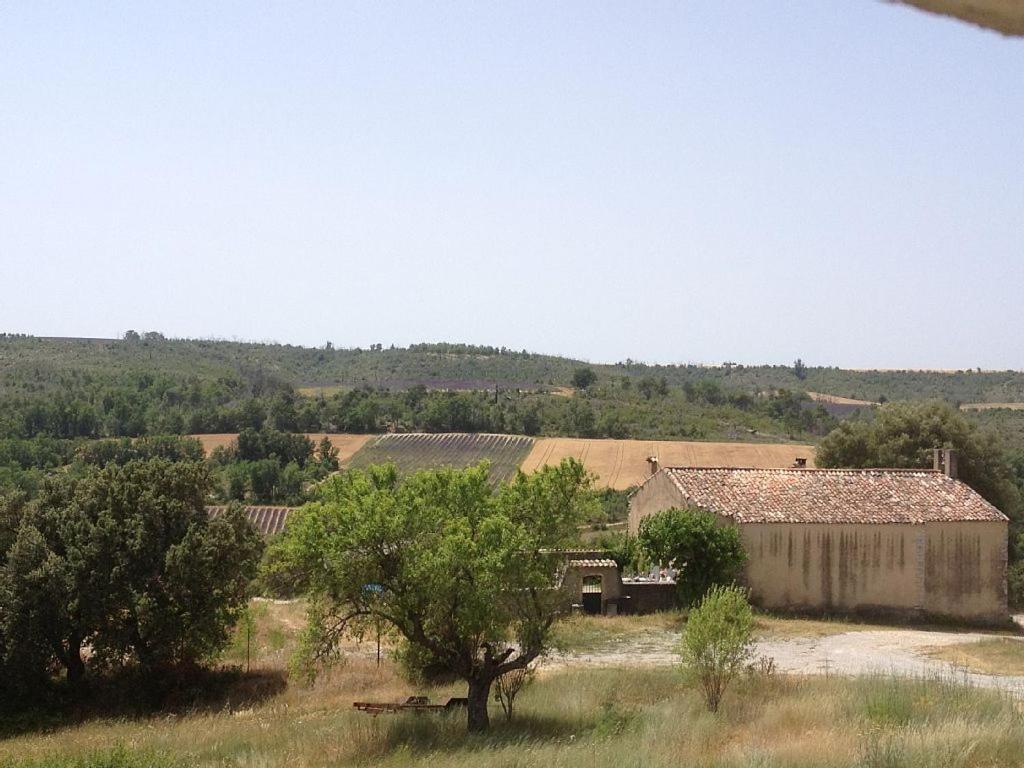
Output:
top-left (925, 638), bottom-right (1024, 676)
top-left (549, 612), bottom-right (686, 653)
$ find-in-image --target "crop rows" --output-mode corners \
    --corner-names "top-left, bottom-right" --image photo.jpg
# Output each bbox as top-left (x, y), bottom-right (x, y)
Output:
top-left (346, 433), bottom-right (535, 483)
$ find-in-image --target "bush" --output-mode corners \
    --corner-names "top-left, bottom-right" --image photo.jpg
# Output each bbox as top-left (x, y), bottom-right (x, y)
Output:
top-left (679, 584), bottom-right (754, 713)
top-left (494, 665), bottom-right (534, 722)
top-left (637, 508), bottom-right (746, 606)
top-left (572, 367), bottom-right (597, 390)
top-left (1009, 561), bottom-right (1024, 610)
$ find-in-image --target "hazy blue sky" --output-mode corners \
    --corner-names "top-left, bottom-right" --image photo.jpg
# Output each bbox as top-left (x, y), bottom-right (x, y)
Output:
top-left (2, 2), bottom-right (1022, 368)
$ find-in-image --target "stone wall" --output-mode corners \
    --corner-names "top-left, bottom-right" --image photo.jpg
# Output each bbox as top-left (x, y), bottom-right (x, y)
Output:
top-left (621, 582), bottom-right (677, 614)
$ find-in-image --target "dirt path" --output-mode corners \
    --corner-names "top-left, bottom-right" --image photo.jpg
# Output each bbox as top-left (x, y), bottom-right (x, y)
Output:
top-left (544, 615), bottom-right (1024, 695)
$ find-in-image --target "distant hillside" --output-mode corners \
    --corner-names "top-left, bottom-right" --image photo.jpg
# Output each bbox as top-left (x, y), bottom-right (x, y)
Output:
top-left (4, 334), bottom-right (1024, 404)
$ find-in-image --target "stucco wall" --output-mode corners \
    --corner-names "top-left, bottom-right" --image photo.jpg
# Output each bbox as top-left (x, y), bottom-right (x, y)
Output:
top-left (563, 564), bottom-right (622, 614)
top-left (627, 471), bottom-right (682, 534)
top-left (923, 521), bottom-right (1007, 619)
top-left (741, 523), bottom-right (923, 614)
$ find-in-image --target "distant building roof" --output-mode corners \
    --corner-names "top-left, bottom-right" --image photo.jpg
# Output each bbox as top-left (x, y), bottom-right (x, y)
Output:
top-left (660, 467), bottom-right (1007, 525)
top-left (568, 558), bottom-right (619, 569)
top-left (207, 505), bottom-right (292, 536)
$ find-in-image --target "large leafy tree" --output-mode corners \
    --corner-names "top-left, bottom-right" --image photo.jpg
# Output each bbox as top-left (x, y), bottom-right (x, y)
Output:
top-left (638, 508), bottom-right (746, 607)
top-left (281, 459), bottom-right (593, 732)
top-left (0, 459), bottom-right (262, 687)
top-left (817, 400), bottom-right (1022, 525)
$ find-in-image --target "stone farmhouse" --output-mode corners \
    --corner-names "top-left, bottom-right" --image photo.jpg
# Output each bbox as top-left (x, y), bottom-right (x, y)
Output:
top-left (628, 450), bottom-right (1009, 622)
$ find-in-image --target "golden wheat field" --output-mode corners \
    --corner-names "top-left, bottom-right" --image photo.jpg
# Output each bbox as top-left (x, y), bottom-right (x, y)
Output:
top-left (807, 392), bottom-right (879, 407)
top-left (188, 433), bottom-right (373, 463)
top-left (520, 438), bottom-right (815, 490)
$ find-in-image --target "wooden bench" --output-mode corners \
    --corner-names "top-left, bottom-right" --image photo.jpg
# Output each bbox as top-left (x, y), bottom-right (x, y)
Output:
top-left (353, 696), bottom-right (468, 715)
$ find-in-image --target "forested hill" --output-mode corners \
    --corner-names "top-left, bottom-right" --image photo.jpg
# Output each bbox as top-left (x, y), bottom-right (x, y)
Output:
top-left (4, 334), bottom-right (1024, 404)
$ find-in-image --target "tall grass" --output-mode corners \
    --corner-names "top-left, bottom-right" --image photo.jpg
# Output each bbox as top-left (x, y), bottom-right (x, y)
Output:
top-left (4, 603), bottom-right (1022, 767)
top-left (3, 664), bottom-right (1022, 768)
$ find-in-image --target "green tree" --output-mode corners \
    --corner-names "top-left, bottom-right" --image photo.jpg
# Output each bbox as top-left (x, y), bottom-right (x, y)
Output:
top-left (637, 376), bottom-right (668, 400)
top-left (317, 436), bottom-right (340, 472)
top-left (0, 460), bottom-right (262, 686)
top-left (563, 398), bottom-right (596, 437)
top-left (817, 400), bottom-right (1022, 522)
top-left (638, 508), bottom-right (746, 607)
top-left (679, 584), bottom-right (755, 713)
top-left (571, 367), bottom-right (597, 390)
top-left (280, 459), bottom-right (593, 732)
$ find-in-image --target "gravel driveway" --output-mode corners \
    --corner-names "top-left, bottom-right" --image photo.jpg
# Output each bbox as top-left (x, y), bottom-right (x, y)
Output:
top-left (545, 615), bottom-right (1024, 695)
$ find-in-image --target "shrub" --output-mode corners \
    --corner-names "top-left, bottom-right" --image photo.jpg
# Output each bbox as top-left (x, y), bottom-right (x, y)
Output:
top-left (494, 665), bottom-right (534, 722)
top-left (679, 584), bottom-right (754, 713)
top-left (1009, 561), bottom-right (1024, 610)
top-left (638, 508), bottom-right (746, 606)
top-left (572, 367), bottom-right (597, 390)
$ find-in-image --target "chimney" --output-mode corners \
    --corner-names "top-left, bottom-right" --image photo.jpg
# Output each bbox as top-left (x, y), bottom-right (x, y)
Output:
top-left (794, 457), bottom-right (808, 468)
top-left (933, 448), bottom-right (959, 479)
top-left (646, 456), bottom-right (660, 475)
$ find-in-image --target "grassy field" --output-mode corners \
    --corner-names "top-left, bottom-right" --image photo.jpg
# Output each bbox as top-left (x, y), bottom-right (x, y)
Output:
top-left (4, 603), bottom-right (1024, 767)
top-left (926, 638), bottom-right (1024, 675)
top-left (5, 656), bottom-right (1022, 767)
top-left (346, 433), bottom-right (535, 483)
top-left (520, 438), bottom-right (815, 490)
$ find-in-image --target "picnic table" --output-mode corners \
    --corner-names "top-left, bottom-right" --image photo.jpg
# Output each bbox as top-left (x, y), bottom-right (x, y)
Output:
top-left (353, 696), bottom-right (468, 715)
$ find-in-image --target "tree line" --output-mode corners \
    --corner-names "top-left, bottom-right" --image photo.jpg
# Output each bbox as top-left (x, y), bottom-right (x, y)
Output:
top-left (0, 373), bottom-right (836, 443)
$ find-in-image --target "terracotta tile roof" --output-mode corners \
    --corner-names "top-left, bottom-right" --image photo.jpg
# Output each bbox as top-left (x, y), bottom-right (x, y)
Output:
top-left (568, 559), bottom-right (619, 569)
top-left (207, 505), bottom-right (292, 536)
top-left (661, 467), bottom-right (1007, 524)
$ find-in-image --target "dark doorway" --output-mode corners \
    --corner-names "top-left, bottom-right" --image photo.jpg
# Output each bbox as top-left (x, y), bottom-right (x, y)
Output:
top-left (582, 575), bottom-right (602, 615)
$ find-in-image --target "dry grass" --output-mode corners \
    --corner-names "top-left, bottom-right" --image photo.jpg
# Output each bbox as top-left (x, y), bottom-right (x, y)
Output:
top-left (754, 614), bottom-right (900, 639)
top-left (925, 638), bottom-right (1024, 675)
top-left (5, 666), bottom-right (1022, 767)
top-left (5, 602), bottom-right (1023, 768)
top-left (520, 438), bottom-right (815, 490)
top-left (549, 611), bottom-right (686, 653)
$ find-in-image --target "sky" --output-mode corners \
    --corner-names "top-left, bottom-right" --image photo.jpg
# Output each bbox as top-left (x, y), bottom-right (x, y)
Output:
top-left (1, 2), bottom-right (1022, 369)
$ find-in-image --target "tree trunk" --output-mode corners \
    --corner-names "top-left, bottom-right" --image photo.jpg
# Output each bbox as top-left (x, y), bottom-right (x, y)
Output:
top-left (66, 638), bottom-right (85, 685)
top-left (466, 677), bottom-right (493, 733)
